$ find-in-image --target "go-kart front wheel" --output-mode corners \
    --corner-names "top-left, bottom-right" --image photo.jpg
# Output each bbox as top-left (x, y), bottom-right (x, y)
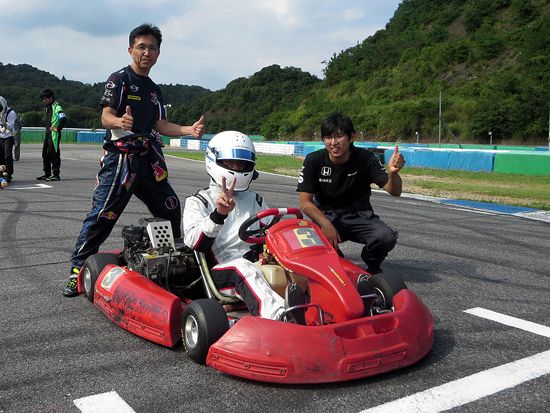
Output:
top-left (82, 253), bottom-right (120, 303)
top-left (181, 299), bottom-right (229, 364)
top-left (370, 272), bottom-right (407, 313)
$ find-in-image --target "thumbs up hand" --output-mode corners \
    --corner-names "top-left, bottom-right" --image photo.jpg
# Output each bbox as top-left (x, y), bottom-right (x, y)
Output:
top-left (190, 115), bottom-right (205, 138)
top-left (121, 106), bottom-right (134, 131)
top-left (387, 144), bottom-right (405, 174)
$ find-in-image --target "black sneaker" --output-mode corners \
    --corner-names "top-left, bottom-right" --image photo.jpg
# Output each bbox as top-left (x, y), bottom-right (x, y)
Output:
top-left (46, 175), bottom-right (60, 181)
top-left (63, 268), bottom-right (81, 297)
top-left (283, 283), bottom-right (307, 325)
top-left (36, 174), bottom-right (49, 180)
top-left (367, 266), bottom-right (383, 275)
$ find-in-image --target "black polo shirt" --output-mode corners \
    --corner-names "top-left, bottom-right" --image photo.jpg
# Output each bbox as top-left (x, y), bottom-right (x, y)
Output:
top-left (297, 145), bottom-right (389, 211)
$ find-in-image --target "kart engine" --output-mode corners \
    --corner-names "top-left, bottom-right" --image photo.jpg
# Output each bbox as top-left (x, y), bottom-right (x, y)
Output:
top-left (121, 218), bottom-right (200, 293)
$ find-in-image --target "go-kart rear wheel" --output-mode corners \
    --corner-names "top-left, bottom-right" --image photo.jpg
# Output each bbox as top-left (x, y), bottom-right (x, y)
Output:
top-left (370, 272), bottom-right (407, 313)
top-left (181, 299), bottom-right (229, 364)
top-left (82, 253), bottom-right (120, 303)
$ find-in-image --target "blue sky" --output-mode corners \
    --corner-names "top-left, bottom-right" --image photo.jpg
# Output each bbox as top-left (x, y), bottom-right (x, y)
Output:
top-left (2, 0), bottom-right (402, 91)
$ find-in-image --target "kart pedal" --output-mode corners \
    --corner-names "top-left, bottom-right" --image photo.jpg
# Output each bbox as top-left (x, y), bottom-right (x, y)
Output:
top-left (145, 220), bottom-right (175, 248)
top-left (357, 273), bottom-right (377, 317)
top-left (283, 282), bottom-right (307, 325)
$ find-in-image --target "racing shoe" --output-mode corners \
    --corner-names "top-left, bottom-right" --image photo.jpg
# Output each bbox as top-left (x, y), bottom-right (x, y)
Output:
top-left (46, 175), bottom-right (60, 181)
top-left (62, 268), bottom-right (81, 297)
top-left (283, 282), bottom-right (307, 325)
top-left (36, 174), bottom-right (49, 180)
top-left (367, 266), bottom-right (383, 275)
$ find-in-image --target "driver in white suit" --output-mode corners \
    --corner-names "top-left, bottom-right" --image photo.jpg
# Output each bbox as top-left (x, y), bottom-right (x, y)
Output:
top-left (183, 131), bottom-right (305, 322)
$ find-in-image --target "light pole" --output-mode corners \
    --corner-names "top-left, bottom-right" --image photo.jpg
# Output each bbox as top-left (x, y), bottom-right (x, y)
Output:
top-left (360, 132), bottom-right (364, 141)
top-left (489, 131), bottom-right (492, 145)
top-left (416, 131), bottom-right (419, 144)
top-left (164, 104), bottom-right (172, 120)
top-left (438, 89), bottom-right (442, 149)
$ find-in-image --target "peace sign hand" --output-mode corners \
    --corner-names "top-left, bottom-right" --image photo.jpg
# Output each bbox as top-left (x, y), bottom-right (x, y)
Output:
top-left (216, 176), bottom-right (236, 215)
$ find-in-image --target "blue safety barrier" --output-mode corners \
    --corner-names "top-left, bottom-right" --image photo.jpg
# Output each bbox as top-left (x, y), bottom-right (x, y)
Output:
top-left (77, 132), bottom-right (105, 143)
top-left (388, 148), bottom-right (495, 172)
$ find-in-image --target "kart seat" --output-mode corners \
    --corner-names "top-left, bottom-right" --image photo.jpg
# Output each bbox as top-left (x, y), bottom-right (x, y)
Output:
top-left (195, 251), bottom-right (307, 301)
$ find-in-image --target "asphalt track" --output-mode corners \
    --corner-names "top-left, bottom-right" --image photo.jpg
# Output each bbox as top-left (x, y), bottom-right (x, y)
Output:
top-left (1, 144), bottom-right (549, 413)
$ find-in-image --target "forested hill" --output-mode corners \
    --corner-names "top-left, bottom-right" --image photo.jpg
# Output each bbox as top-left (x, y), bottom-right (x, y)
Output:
top-left (3, 0), bottom-right (550, 145)
top-left (311, 0), bottom-right (550, 144)
top-left (173, 0), bottom-right (550, 144)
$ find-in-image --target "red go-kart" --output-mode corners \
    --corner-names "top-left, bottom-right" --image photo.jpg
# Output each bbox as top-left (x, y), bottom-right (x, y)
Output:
top-left (78, 208), bottom-right (434, 383)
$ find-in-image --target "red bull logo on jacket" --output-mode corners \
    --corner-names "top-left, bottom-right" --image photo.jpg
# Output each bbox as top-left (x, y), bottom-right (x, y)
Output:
top-left (152, 161), bottom-right (168, 182)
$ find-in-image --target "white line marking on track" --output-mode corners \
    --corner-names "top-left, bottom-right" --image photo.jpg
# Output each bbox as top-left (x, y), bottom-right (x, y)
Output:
top-left (8, 184), bottom-right (51, 190)
top-left (74, 391), bottom-right (135, 413)
top-left (464, 307), bottom-right (550, 338)
top-left (360, 308), bottom-right (550, 413)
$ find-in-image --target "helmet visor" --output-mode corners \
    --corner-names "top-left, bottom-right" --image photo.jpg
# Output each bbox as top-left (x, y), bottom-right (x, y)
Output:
top-left (212, 147), bottom-right (255, 163)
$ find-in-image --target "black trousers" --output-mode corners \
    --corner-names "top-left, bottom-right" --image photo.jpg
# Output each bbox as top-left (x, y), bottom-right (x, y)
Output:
top-left (0, 137), bottom-right (14, 179)
top-left (321, 207), bottom-right (398, 272)
top-left (42, 133), bottom-right (61, 176)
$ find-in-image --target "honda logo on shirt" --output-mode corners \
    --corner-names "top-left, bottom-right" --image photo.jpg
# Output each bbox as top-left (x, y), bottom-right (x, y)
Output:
top-left (321, 166), bottom-right (332, 176)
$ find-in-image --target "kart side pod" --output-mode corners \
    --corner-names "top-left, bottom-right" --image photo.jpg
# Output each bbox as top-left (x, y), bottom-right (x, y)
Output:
top-left (94, 265), bottom-right (182, 347)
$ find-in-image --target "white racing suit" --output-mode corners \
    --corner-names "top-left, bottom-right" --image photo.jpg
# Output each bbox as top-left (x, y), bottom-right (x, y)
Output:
top-left (183, 181), bottom-right (285, 320)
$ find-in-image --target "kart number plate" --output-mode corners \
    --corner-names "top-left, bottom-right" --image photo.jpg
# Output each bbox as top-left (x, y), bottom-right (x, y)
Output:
top-left (289, 227), bottom-right (323, 249)
top-left (100, 266), bottom-right (126, 291)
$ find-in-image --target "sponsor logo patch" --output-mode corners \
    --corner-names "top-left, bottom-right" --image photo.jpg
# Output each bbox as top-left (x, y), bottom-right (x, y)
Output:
top-left (165, 196), bottom-right (179, 210)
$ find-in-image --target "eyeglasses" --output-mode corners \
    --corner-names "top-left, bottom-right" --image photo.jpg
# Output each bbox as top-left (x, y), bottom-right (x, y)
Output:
top-left (322, 133), bottom-right (347, 142)
top-left (132, 44), bottom-right (160, 53)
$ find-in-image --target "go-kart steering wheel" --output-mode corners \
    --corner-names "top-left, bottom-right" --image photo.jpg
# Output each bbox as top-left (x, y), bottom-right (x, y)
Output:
top-left (239, 208), bottom-right (303, 244)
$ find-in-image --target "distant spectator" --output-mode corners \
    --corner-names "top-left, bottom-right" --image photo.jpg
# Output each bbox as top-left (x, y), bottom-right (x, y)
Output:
top-left (13, 114), bottom-right (22, 161)
top-left (37, 89), bottom-right (66, 181)
top-left (0, 96), bottom-right (17, 182)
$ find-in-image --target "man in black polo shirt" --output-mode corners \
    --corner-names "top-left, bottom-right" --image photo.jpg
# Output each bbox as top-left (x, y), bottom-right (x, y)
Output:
top-left (297, 113), bottom-right (405, 275)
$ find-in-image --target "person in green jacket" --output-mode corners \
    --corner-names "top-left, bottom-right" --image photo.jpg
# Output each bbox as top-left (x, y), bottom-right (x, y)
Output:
top-left (37, 89), bottom-right (66, 181)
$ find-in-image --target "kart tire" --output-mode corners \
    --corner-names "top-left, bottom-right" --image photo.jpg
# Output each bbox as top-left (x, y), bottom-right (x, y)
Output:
top-left (182, 299), bottom-right (229, 364)
top-left (82, 253), bottom-right (120, 303)
top-left (370, 273), bottom-right (407, 312)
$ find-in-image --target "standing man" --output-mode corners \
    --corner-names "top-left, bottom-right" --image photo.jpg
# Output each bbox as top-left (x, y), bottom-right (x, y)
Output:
top-left (37, 89), bottom-right (66, 181)
top-left (0, 96), bottom-right (16, 182)
top-left (297, 113), bottom-right (406, 275)
top-left (12, 113), bottom-right (22, 161)
top-left (63, 23), bottom-right (206, 297)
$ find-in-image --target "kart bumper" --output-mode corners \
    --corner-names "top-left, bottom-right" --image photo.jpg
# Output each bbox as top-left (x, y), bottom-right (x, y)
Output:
top-left (207, 289), bottom-right (433, 383)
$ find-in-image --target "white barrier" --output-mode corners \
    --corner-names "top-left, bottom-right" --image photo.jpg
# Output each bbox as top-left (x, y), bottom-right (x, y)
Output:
top-left (253, 142), bottom-right (296, 155)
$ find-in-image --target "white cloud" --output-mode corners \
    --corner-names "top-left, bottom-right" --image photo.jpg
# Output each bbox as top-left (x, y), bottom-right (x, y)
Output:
top-left (1, 0), bottom-right (401, 91)
top-left (343, 9), bottom-right (366, 20)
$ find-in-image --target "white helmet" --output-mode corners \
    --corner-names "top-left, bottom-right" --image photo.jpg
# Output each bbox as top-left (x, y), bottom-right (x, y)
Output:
top-left (0, 96), bottom-right (7, 119)
top-left (205, 131), bottom-right (257, 192)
